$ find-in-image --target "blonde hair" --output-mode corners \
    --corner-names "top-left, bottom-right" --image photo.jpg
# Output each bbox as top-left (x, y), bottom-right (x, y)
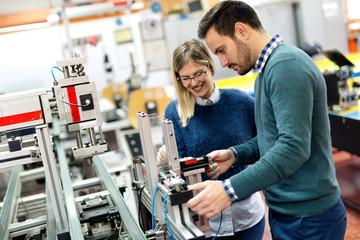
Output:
top-left (172, 39), bottom-right (215, 127)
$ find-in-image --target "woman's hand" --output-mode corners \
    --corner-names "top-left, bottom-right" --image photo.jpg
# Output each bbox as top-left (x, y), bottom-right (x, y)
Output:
top-left (156, 145), bottom-right (168, 166)
top-left (206, 149), bottom-right (236, 179)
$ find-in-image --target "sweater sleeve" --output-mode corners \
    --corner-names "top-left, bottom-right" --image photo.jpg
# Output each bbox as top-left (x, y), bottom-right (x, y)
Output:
top-left (230, 58), bottom-right (316, 199)
top-left (233, 136), bottom-right (260, 165)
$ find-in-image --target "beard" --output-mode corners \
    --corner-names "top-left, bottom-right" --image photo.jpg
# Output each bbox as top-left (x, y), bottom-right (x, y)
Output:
top-left (230, 37), bottom-right (254, 76)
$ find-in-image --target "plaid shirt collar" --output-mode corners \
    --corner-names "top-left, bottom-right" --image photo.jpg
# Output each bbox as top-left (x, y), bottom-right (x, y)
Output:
top-left (254, 34), bottom-right (283, 73)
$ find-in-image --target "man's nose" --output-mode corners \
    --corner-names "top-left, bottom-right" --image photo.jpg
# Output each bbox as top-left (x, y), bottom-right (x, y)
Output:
top-left (219, 56), bottom-right (229, 68)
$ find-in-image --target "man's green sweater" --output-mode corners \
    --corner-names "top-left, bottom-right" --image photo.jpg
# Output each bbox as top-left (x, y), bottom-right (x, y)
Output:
top-left (231, 43), bottom-right (340, 217)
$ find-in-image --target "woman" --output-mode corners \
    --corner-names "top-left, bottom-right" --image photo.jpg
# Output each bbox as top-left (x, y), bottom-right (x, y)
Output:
top-left (158, 39), bottom-right (265, 239)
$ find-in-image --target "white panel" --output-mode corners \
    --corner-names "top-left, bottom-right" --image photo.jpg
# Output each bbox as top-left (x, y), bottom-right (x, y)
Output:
top-left (0, 96), bottom-right (42, 117)
top-left (0, 88), bottom-right (47, 102)
top-left (90, 81), bottom-right (102, 126)
top-left (56, 56), bottom-right (87, 67)
top-left (61, 83), bottom-right (96, 124)
top-left (76, 83), bottom-right (96, 122)
top-left (59, 75), bottom-right (89, 87)
top-left (0, 120), bottom-right (44, 132)
top-left (0, 93), bottom-right (44, 131)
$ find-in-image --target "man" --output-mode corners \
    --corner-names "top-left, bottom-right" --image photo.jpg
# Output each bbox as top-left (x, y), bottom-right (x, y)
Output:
top-left (186, 1), bottom-right (347, 239)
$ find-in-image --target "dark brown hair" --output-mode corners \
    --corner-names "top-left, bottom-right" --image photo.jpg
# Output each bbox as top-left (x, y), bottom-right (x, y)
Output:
top-left (198, 1), bottom-right (264, 39)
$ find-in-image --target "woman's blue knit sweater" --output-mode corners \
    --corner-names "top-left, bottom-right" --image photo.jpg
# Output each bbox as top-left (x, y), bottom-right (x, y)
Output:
top-left (164, 88), bottom-right (256, 181)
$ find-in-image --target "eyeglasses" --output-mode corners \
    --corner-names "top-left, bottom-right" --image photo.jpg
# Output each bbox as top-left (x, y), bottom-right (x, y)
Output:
top-left (177, 65), bottom-right (209, 83)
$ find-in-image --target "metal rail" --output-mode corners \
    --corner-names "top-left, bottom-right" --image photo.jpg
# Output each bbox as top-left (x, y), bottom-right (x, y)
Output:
top-left (0, 166), bottom-right (22, 239)
top-left (56, 139), bottom-right (84, 240)
top-left (93, 155), bottom-right (146, 240)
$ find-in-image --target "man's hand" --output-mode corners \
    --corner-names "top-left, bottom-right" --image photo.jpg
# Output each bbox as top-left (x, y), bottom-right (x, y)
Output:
top-left (186, 180), bottom-right (232, 218)
top-left (205, 149), bottom-right (236, 179)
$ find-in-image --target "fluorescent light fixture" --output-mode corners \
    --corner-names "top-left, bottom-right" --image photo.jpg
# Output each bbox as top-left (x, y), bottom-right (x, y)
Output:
top-left (65, 2), bottom-right (144, 19)
top-left (47, 14), bottom-right (60, 23)
top-left (0, 22), bottom-right (51, 34)
top-left (131, 2), bottom-right (144, 10)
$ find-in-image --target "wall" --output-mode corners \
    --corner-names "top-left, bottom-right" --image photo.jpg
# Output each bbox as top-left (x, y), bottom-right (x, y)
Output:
top-left (255, 2), bottom-right (298, 46)
top-left (298, 0), bottom-right (348, 53)
top-left (0, 11), bottom-right (171, 96)
top-left (165, 16), bottom-right (240, 81)
top-left (0, 26), bottom-right (63, 94)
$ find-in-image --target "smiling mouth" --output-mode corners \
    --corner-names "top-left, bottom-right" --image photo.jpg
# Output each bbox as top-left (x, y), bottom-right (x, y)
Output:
top-left (193, 84), bottom-right (202, 91)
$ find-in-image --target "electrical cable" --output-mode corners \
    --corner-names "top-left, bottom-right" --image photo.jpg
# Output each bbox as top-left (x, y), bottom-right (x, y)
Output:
top-left (138, 185), bottom-right (146, 230)
top-left (209, 157), bottom-right (218, 180)
top-left (51, 66), bottom-right (63, 82)
top-left (104, 229), bottom-right (118, 240)
top-left (151, 184), bottom-right (159, 230)
top-left (59, 97), bottom-right (91, 108)
top-left (208, 156), bottom-right (222, 240)
top-left (152, 156), bottom-right (222, 240)
top-left (164, 189), bottom-right (176, 240)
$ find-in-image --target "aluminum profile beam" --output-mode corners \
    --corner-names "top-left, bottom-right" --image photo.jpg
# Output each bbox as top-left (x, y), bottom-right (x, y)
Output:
top-left (136, 112), bottom-right (165, 225)
top-left (162, 118), bottom-right (181, 176)
top-left (36, 125), bottom-right (69, 234)
top-left (56, 139), bottom-right (84, 240)
top-left (0, 166), bottom-right (22, 239)
top-left (93, 155), bottom-right (146, 240)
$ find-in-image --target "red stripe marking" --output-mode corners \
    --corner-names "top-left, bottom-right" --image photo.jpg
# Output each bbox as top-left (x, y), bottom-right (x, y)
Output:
top-left (185, 159), bottom-right (197, 165)
top-left (67, 86), bottom-right (81, 123)
top-left (142, 168), bottom-right (147, 179)
top-left (0, 110), bottom-right (43, 127)
top-left (113, 1), bottom-right (127, 7)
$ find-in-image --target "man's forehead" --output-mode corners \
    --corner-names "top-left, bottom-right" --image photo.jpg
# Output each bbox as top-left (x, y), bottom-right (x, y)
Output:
top-left (205, 27), bottom-right (223, 54)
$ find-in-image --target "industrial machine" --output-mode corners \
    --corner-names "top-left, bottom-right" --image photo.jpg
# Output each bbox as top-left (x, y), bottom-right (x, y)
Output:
top-left (0, 87), bottom-right (71, 239)
top-left (321, 50), bottom-right (360, 155)
top-left (53, 53), bottom-right (108, 159)
top-left (0, 54), bottom-right (208, 240)
top-left (321, 51), bottom-right (360, 214)
top-left (0, 53), bottom-right (142, 240)
top-left (322, 49), bottom-right (359, 111)
top-left (132, 112), bottom-right (209, 240)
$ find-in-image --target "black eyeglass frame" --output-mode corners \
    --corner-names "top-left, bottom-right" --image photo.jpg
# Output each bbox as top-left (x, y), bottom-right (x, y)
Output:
top-left (176, 65), bottom-right (210, 84)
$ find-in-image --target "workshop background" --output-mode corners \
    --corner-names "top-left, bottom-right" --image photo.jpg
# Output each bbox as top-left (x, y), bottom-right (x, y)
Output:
top-left (0, 0), bottom-right (360, 240)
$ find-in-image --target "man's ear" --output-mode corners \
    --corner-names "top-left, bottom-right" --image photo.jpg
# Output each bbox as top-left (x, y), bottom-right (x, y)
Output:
top-left (234, 22), bottom-right (249, 40)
